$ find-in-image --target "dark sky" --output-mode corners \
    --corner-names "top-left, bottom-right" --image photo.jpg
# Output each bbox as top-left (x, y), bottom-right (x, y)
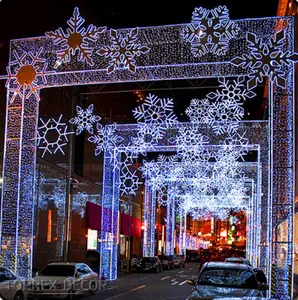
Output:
top-left (0, 0), bottom-right (279, 39)
top-left (0, 0), bottom-right (280, 153)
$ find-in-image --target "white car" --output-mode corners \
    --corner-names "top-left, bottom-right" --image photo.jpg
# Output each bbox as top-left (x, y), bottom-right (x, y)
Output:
top-left (0, 266), bottom-right (27, 300)
top-left (28, 262), bottom-right (99, 299)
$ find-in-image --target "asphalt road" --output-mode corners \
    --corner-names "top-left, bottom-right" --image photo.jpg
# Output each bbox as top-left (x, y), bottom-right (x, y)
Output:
top-left (85, 262), bottom-right (199, 300)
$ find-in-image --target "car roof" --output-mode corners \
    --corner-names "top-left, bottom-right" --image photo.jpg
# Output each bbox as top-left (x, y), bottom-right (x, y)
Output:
top-left (225, 257), bottom-right (249, 261)
top-left (47, 262), bottom-right (79, 266)
top-left (203, 262), bottom-right (251, 270)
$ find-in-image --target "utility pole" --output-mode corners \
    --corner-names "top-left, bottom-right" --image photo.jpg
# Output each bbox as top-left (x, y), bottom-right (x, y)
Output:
top-left (63, 87), bottom-right (77, 262)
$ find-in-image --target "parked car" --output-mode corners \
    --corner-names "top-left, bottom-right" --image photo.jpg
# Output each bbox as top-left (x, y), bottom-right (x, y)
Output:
top-left (225, 257), bottom-right (252, 266)
top-left (186, 262), bottom-right (265, 299)
top-left (158, 255), bottom-right (174, 270)
top-left (28, 262), bottom-right (99, 299)
top-left (137, 257), bottom-right (162, 273)
top-left (172, 254), bottom-right (183, 268)
top-left (0, 267), bottom-right (27, 300)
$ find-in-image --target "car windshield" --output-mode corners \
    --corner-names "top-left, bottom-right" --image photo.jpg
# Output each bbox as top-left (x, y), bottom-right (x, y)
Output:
top-left (39, 265), bottom-right (76, 277)
top-left (141, 257), bottom-right (156, 263)
top-left (198, 268), bottom-right (258, 289)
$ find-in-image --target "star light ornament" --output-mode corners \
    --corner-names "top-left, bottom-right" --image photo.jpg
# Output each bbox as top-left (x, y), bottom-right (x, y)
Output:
top-left (69, 104), bottom-right (101, 135)
top-left (98, 27), bottom-right (150, 74)
top-left (36, 115), bottom-right (74, 158)
top-left (182, 6), bottom-right (240, 57)
top-left (5, 48), bottom-right (49, 103)
top-left (46, 7), bottom-right (106, 66)
top-left (231, 30), bottom-right (298, 89)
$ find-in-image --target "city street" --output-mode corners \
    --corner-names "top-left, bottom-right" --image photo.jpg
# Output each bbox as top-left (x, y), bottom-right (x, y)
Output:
top-left (86, 263), bottom-right (198, 300)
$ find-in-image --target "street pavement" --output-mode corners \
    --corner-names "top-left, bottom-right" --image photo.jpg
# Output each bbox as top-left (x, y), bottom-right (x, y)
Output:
top-left (85, 262), bottom-right (199, 300)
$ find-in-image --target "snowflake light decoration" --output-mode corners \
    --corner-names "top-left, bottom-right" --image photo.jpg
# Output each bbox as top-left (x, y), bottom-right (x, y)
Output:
top-left (208, 102), bottom-right (244, 135)
top-left (69, 104), bottom-right (101, 135)
top-left (231, 30), bottom-right (298, 89)
top-left (176, 126), bottom-right (209, 161)
top-left (133, 94), bottom-right (178, 139)
top-left (97, 27), bottom-right (150, 74)
top-left (182, 6), bottom-right (239, 57)
top-left (119, 166), bottom-right (142, 196)
top-left (207, 77), bottom-right (256, 108)
top-left (88, 124), bottom-right (123, 156)
top-left (185, 98), bottom-right (212, 124)
top-left (131, 124), bottom-right (160, 155)
top-left (46, 7), bottom-right (106, 66)
top-left (5, 48), bottom-right (49, 103)
top-left (36, 115), bottom-right (74, 157)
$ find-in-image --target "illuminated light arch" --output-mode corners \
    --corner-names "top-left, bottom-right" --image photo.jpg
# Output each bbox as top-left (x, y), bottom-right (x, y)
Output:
top-left (0, 6), bottom-right (296, 299)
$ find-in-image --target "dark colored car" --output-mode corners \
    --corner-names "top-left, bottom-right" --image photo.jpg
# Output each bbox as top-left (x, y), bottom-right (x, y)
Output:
top-left (158, 255), bottom-right (174, 270)
top-left (186, 262), bottom-right (265, 299)
top-left (137, 257), bottom-right (162, 273)
top-left (253, 267), bottom-right (268, 297)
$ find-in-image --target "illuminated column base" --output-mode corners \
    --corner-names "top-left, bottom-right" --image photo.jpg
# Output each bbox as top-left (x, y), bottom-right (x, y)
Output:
top-left (179, 213), bottom-right (186, 255)
top-left (0, 93), bottom-right (38, 279)
top-left (143, 184), bottom-right (156, 257)
top-left (165, 196), bottom-right (175, 255)
top-left (99, 150), bottom-right (120, 280)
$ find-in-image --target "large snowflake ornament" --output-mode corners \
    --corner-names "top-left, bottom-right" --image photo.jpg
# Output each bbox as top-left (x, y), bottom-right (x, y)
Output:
top-left (182, 6), bottom-right (239, 57)
top-left (36, 115), bottom-right (74, 158)
top-left (119, 166), bottom-right (142, 196)
top-left (5, 48), bottom-right (49, 103)
top-left (69, 104), bottom-right (101, 135)
top-left (133, 93), bottom-right (178, 139)
top-left (231, 30), bottom-right (298, 89)
top-left (88, 123), bottom-right (123, 156)
top-left (46, 7), bottom-right (106, 66)
top-left (97, 27), bottom-right (150, 74)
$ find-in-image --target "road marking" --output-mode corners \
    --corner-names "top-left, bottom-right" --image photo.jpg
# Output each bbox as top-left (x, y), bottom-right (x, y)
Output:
top-left (140, 277), bottom-right (148, 280)
top-left (189, 268), bottom-right (193, 270)
top-left (131, 285), bottom-right (146, 291)
top-left (179, 280), bottom-right (188, 286)
top-left (161, 276), bottom-right (170, 281)
top-left (178, 271), bottom-right (184, 274)
top-left (171, 278), bottom-right (179, 285)
top-left (104, 292), bottom-right (130, 299)
top-left (107, 285), bottom-right (120, 290)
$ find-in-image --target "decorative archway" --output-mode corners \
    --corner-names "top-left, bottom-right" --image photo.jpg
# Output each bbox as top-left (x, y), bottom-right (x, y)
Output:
top-left (0, 6), bottom-right (296, 299)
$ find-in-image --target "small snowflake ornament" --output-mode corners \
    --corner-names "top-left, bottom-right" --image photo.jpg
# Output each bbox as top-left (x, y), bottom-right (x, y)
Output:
top-left (97, 27), bottom-right (150, 74)
top-left (119, 166), bottom-right (142, 196)
top-left (36, 115), bottom-right (74, 157)
top-left (46, 7), bottom-right (106, 66)
top-left (70, 104), bottom-right (101, 135)
top-left (185, 98), bottom-right (212, 124)
top-left (88, 123), bottom-right (124, 156)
